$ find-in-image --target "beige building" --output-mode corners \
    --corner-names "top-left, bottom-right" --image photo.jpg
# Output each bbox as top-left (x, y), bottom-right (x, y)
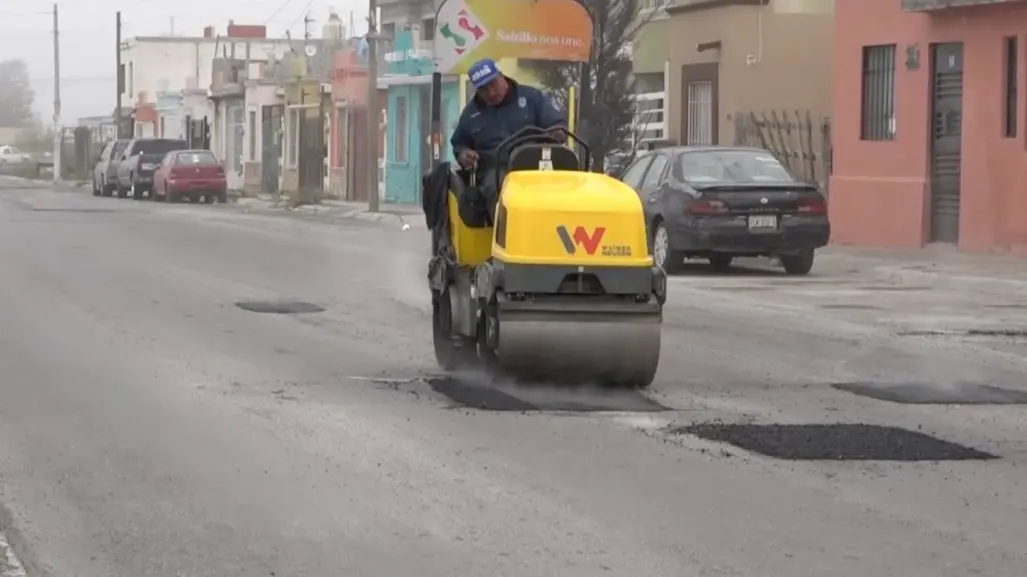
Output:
top-left (635, 0), bottom-right (834, 147)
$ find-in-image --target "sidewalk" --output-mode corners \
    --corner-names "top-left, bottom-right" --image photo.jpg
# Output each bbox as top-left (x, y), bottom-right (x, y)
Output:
top-left (818, 244), bottom-right (1027, 294)
top-left (233, 193), bottom-right (1027, 290)
top-left (233, 194), bottom-right (425, 229)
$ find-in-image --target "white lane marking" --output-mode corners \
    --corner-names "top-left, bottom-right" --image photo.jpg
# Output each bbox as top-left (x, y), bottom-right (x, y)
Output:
top-left (0, 532), bottom-right (26, 577)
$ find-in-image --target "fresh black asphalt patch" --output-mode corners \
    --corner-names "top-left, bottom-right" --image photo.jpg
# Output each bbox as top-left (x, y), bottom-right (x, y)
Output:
top-left (426, 376), bottom-right (667, 412)
top-left (833, 382), bottom-right (1027, 404)
top-left (673, 423), bottom-right (996, 461)
top-left (897, 328), bottom-right (1027, 338)
top-left (235, 301), bottom-right (325, 314)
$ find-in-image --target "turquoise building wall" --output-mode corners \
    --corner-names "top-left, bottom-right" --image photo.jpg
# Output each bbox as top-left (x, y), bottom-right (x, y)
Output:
top-left (383, 30), bottom-right (460, 204)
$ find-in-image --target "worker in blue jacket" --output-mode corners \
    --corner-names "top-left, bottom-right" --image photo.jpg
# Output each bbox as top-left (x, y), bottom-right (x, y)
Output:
top-left (450, 58), bottom-right (566, 214)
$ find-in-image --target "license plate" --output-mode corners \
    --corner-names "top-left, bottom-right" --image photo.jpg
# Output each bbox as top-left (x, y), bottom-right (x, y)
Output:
top-left (748, 215), bottom-right (778, 229)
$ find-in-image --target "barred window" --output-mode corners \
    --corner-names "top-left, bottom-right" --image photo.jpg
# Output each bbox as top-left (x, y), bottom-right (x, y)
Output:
top-left (1004, 36), bottom-right (1017, 138)
top-left (860, 44), bottom-right (896, 141)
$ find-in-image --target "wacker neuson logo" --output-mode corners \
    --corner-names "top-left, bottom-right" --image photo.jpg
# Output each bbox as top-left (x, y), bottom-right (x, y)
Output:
top-left (496, 30), bottom-right (585, 47)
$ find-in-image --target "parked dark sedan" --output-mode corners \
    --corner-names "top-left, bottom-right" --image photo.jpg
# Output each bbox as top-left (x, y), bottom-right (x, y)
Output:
top-left (115, 138), bottom-right (189, 200)
top-left (617, 146), bottom-right (830, 275)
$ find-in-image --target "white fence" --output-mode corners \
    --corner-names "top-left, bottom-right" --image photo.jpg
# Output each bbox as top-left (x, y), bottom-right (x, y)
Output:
top-left (632, 91), bottom-right (667, 142)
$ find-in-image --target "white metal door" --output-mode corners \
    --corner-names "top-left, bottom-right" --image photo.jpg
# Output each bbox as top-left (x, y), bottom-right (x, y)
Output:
top-left (686, 81), bottom-right (713, 146)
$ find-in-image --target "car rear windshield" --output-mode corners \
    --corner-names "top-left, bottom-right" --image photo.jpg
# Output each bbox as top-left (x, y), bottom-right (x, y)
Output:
top-left (675, 150), bottom-right (796, 184)
top-left (134, 139), bottom-right (188, 155)
top-left (175, 151), bottom-right (219, 165)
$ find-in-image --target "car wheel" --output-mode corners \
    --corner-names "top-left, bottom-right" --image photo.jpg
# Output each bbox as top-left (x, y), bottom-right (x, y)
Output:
top-left (708, 255), bottom-right (733, 271)
top-left (131, 179), bottom-right (144, 200)
top-left (780, 249), bottom-right (815, 275)
top-left (204, 193), bottom-right (215, 204)
top-left (652, 221), bottom-right (684, 274)
top-left (116, 182), bottom-right (128, 198)
top-left (92, 177), bottom-right (100, 196)
top-left (217, 191), bottom-right (228, 204)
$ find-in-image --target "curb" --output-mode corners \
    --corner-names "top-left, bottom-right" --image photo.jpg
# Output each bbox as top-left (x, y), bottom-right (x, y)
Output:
top-left (235, 198), bottom-right (424, 229)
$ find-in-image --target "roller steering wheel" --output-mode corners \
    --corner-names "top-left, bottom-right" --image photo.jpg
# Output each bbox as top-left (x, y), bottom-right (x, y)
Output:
top-left (493, 126), bottom-right (592, 192)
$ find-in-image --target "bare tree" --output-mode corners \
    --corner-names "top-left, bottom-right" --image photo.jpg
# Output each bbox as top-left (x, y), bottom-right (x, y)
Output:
top-left (0, 59), bottom-right (35, 128)
top-left (523, 0), bottom-right (651, 171)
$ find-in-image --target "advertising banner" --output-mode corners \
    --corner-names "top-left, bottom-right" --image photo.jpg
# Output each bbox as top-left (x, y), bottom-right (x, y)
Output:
top-left (433, 0), bottom-right (593, 74)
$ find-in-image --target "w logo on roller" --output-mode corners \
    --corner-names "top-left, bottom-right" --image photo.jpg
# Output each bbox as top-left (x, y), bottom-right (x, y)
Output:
top-left (556, 225), bottom-right (605, 255)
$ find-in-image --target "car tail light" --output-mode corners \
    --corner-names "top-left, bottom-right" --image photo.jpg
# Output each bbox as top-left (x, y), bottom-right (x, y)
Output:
top-left (797, 197), bottom-right (827, 213)
top-left (169, 167), bottom-right (184, 178)
top-left (689, 199), bottom-right (728, 214)
top-left (216, 165), bottom-right (225, 176)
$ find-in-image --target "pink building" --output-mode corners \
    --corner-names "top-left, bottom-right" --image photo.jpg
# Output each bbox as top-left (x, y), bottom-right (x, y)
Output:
top-left (830, 0), bottom-right (1027, 253)
top-left (328, 49), bottom-right (386, 201)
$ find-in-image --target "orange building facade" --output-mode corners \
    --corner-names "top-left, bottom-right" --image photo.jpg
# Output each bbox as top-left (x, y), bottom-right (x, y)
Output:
top-left (830, 0), bottom-right (1027, 253)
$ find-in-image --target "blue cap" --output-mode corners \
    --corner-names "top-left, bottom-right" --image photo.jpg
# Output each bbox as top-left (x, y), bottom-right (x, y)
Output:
top-left (468, 58), bottom-right (500, 89)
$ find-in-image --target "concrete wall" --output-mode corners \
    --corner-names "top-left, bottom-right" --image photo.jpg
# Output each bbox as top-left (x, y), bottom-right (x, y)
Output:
top-left (119, 37), bottom-right (295, 105)
top-left (830, 0), bottom-right (1027, 252)
top-left (385, 80), bottom-right (460, 204)
top-left (667, 4), bottom-right (835, 146)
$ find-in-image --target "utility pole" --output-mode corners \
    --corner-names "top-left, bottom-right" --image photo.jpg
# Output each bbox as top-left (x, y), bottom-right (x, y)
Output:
top-left (366, 0), bottom-right (379, 212)
top-left (115, 12), bottom-right (122, 139)
top-left (52, 3), bottom-right (61, 183)
top-left (303, 13), bottom-right (313, 41)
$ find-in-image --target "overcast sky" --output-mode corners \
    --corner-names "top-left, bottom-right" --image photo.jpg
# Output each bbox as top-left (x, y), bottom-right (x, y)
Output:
top-left (0, 0), bottom-right (369, 124)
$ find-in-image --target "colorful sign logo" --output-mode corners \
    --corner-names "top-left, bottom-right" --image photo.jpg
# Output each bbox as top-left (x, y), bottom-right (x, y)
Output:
top-left (556, 225), bottom-right (605, 256)
top-left (434, 0), bottom-right (594, 74)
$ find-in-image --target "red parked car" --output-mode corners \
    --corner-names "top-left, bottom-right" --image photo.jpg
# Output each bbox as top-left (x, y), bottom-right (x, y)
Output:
top-left (152, 149), bottom-right (228, 203)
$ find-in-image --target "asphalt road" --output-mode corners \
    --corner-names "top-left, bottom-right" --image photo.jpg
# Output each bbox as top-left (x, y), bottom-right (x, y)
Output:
top-left (1, 184), bottom-right (1025, 576)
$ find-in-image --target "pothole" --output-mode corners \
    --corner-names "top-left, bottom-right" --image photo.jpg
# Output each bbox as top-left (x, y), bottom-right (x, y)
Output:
top-left (426, 376), bottom-right (667, 412)
top-left (896, 328), bottom-right (1027, 338)
top-left (833, 382), bottom-right (1027, 404)
top-left (234, 301), bottom-right (325, 314)
top-left (671, 423), bottom-right (995, 461)
top-left (858, 283), bottom-right (932, 289)
top-left (30, 207), bottom-right (115, 213)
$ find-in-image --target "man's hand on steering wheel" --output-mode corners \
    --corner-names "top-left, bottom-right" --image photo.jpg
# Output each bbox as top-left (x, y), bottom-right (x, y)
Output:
top-left (457, 148), bottom-right (479, 170)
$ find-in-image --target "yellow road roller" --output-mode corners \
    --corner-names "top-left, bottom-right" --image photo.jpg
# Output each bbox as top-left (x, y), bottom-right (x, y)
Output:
top-left (424, 127), bottom-right (666, 387)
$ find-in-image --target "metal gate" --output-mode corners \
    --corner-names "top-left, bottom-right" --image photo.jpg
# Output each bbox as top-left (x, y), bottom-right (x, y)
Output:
top-left (296, 102), bottom-right (326, 202)
top-left (420, 85), bottom-right (437, 181)
top-left (929, 43), bottom-right (964, 244)
top-left (184, 116), bottom-right (210, 150)
top-left (340, 105), bottom-right (372, 202)
top-left (261, 105), bottom-right (282, 196)
top-left (228, 104), bottom-right (245, 177)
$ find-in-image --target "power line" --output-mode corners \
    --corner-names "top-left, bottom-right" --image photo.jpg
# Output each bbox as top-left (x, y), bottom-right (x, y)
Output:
top-left (264, 0), bottom-right (299, 24)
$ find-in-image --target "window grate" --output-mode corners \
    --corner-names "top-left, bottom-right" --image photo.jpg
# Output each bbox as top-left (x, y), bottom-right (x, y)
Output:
top-left (1004, 36), bottom-right (1017, 138)
top-left (860, 44), bottom-right (896, 141)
